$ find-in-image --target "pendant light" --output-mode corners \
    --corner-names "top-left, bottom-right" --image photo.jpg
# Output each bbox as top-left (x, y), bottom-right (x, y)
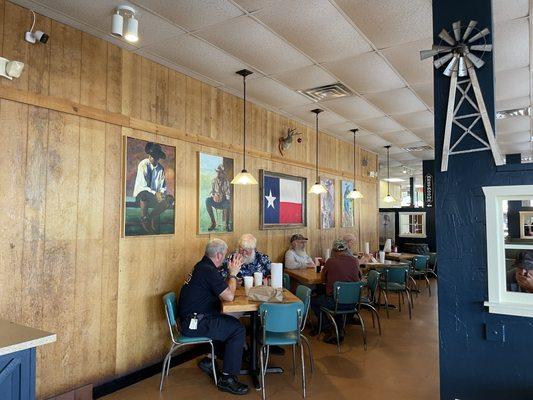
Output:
top-left (231, 69), bottom-right (257, 185)
top-left (383, 145), bottom-right (396, 203)
top-left (346, 128), bottom-right (364, 199)
top-left (309, 109), bottom-right (327, 194)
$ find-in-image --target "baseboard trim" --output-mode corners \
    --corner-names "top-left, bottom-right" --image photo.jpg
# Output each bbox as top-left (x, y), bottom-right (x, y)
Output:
top-left (93, 344), bottom-right (207, 398)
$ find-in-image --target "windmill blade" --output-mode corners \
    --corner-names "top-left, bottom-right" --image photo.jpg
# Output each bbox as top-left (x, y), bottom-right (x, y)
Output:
top-left (458, 56), bottom-right (467, 77)
top-left (465, 52), bottom-right (485, 68)
top-left (443, 55), bottom-right (459, 76)
top-left (470, 44), bottom-right (493, 52)
top-left (420, 45), bottom-right (452, 60)
top-left (439, 28), bottom-right (456, 46)
top-left (452, 20), bottom-right (462, 42)
top-left (468, 27), bottom-right (490, 43)
top-left (434, 52), bottom-right (454, 69)
top-left (462, 20), bottom-right (478, 41)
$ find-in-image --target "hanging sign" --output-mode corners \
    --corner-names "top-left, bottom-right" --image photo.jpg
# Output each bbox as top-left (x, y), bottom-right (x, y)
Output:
top-left (424, 173), bottom-right (433, 208)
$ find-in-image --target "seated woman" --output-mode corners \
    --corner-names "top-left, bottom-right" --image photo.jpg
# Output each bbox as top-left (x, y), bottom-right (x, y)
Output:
top-left (310, 239), bottom-right (362, 344)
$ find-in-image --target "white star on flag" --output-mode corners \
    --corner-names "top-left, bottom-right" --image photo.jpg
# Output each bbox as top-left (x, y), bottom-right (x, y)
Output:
top-left (265, 190), bottom-right (277, 209)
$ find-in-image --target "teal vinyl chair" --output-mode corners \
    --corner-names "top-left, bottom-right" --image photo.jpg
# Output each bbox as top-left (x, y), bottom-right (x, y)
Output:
top-left (259, 302), bottom-right (305, 399)
top-left (359, 270), bottom-right (382, 335)
top-left (283, 273), bottom-right (291, 290)
top-left (295, 285), bottom-right (314, 373)
top-left (379, 267), bottom-right (412, 319)
top-left (427, 252), bottom-right (438, 278)
top-left (159, 292), bottom-right (217, 391)
top-left (410, 255), bottom-right (431, 296)
top-left (318, 281), bottom-right (367, 352)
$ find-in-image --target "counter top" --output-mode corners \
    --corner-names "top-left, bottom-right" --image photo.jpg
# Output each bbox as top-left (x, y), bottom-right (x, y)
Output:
top-left (0, 319), bottom-right (56, 356)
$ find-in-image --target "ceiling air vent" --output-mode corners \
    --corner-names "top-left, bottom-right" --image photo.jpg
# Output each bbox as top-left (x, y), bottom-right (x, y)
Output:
top-left (402, 145), bottom-right (434, 152)
top-left (298, 82), bottom-right (354, 102)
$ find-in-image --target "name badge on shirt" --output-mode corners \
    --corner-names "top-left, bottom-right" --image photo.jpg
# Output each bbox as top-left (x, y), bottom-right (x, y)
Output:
top-left (189, 314), bottom-right (198, 330)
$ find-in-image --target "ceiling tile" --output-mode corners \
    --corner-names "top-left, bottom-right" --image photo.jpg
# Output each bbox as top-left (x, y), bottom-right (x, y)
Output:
top-left (324, 52), bottom-right (405, 94)
top-left (231, 0), bottom-right (282, 12)
top-left (496, 115), bottom-right (531, 134)
top-left (499, 142), bottom-right (532, 155)
top-left (140, 35), bottom-right (260, 87)
top-left (493, 18), bottom-right (530, 72)
top-left (196, 16), bottom-right (313, 74)
top-left (358, 116), bottom-right (404, 134)
top-left (497, 131), bottom-right (531, 143)
top-left (411, 127), bottom-right (435, 144)
top-left (493, 0), bottom-right (529, 23)
top-left (356, 134), bottom-right (391, 150)
top-left (381, 38), bottom-right (434, 86)
top-left (132, 0), bottom-right (243, 31)
top-left (496, 96), bottom-right (531, 112)
top-left (364, 88), bottom-right (427, 116)
top-left (394, 110), bottom-right (434, 130)
top-left (282, 105), bottom-right (346, 126)
top-left (274, 65), bottom-right (337, 91)
top-left (246, 77), bottom-right (311, 109)
top-left (379, 131), bottom-right (424, 146)
top-left (411, 82), bottom-right (434, 108)
top-left (495, 67), bottom-right (530, 101)
top-left (254, 0), bottom-right (371, 63)
top-left (334, 0), bottom-right (432, 49)
top-left (412, 149), bottom-right (435, 160)
top-left (325, 122), bottom-right (371, 137)
top-left (320, 96), bottom-right (385, 121)
top-left (391, 152), bottom-right (422, 162)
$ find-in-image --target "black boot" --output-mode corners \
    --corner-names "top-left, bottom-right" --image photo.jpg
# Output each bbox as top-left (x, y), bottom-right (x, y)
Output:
top-left (197, 357), bottom-right (220, 379)
top-left (217, 374), bottom-right (249, 395)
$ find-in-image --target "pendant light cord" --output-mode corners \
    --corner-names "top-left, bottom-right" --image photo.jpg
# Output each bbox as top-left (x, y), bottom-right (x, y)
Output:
top-left (315, 113), bottom-right (319, 182)
top-left (353, 130), bottom-right (356, 188)
top-left (386, 146), bottom-right (391, 195)
top-left (243, 74), bottom-right (247, 171)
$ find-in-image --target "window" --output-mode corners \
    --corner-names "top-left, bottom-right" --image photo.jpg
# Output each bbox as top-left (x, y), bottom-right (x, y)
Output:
top-left (483, 185), bottom-right (533, 318)
top-left (398, 212), bottom-right (426, 238)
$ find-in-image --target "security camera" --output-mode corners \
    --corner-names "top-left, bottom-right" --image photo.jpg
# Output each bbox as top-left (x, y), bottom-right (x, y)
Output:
top-left (0, 57), bottom-right (25, 80)
top-left (24, 10), bottom-right (49, 44)
top-left (25, 30), bottom-right (49, 44)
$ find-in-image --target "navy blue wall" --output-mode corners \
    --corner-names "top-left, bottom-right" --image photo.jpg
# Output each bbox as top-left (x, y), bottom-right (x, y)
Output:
top-left (434, 1), bottom-right (533, 399)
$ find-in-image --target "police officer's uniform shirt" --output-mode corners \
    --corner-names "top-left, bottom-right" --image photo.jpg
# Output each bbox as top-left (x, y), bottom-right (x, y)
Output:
top-left (178, 256), bottom-right (228, 319)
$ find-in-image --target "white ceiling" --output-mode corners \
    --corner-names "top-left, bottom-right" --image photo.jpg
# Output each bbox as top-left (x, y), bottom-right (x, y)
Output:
top-left (9, 0), bottom-right (532, 181)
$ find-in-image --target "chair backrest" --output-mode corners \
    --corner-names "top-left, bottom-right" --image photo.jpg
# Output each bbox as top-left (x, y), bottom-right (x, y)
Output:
top-left (283, 273), bottom-right (290, 289)
top-left (366, 270), bottom-right (381, 301)
top-left (295, 285), bottom-right (312, 330)
top-left (162, 292), bottom-right (179, 342)
top-left (412, 255), bottom-right (429, 271)
top-left (259, 302), bottom-right (302, 333)
top-left (428, 252), bottom-right (437, 268)
top-left (333, 281), bottom-right (364, 305)
top-left (383, 267), bottom-right (408, 285)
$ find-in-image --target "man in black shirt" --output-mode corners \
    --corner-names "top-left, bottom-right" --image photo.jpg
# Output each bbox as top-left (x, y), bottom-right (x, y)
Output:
top-left (178, 238), bottom-right (248, 395)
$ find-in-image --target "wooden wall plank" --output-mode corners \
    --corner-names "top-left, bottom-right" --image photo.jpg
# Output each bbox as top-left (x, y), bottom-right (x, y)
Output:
top-left (80, 33), bottom-right (107, 109)
top-left (49, 21), bottom-right (81, 102)
top-left (0, 0), bottom-right (4, 55)
top-left (106, 44), bottom-right (122, 114)
top-left (27, 12), bottom-right (51, 95)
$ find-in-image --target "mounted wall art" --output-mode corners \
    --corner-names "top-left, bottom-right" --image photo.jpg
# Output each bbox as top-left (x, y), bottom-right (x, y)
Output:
top-left (341, 180), bottom-right (355, 228)
top-left (320, 177), bottom-right (335, 229)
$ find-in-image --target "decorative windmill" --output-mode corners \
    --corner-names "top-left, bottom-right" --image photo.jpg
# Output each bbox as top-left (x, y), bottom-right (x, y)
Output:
top-left (420, 20), bottom-right (504, 172)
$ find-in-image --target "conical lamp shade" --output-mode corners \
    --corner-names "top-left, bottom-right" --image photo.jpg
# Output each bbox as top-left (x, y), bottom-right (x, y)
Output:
top-left (383, 194), bottom-right (396, 203)
top-left (309, 182), bottom-right (327, 194)
top-left (231, 170), bottom-right (258, 185)
top-left (347, 189), bottom-right (364, 199)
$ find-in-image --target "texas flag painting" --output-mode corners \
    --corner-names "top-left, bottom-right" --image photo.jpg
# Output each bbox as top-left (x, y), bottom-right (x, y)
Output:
top-left (261, 171), bottom-right (306, 229)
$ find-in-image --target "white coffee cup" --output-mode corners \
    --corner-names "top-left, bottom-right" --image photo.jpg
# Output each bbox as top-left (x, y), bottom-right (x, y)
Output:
top-left (379, 250), bottom-right (385, 263)
top-left (253, 272), bottom-right (263, 286)
top-left (243, 276), bottom-right (254, 295)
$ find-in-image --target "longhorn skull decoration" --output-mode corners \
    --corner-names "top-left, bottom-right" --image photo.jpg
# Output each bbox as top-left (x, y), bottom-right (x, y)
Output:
top-left (279, 128), bottom-right (302, 156)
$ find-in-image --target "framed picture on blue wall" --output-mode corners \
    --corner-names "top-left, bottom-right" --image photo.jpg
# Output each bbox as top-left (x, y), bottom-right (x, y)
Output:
top-left (259, 170), bottom-right (307, 230)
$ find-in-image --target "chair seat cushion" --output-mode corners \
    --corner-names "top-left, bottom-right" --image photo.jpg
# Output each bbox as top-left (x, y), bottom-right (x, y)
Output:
top-left (178, 335), bottom-right (212, 344)
top-left (380, 282), bottom-right (406, 291)
top-left (263, 331), bottom-right (299, 346)
top-left (320, 306), bottom-right (357, 315)
top-left (411, 271), bottom-right (426, 276)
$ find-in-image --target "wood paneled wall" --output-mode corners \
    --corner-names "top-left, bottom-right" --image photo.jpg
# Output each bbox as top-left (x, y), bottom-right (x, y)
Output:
top-left (0, 2), bottom-right (378, 398)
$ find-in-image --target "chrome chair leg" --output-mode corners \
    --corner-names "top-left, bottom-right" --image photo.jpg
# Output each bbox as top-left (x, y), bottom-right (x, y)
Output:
top-left (300, 343), bottom-right (306, 398)
top-left (260, 345), bottom-right (266, 400)
top-left (406, 290), bottom-right (413, 320)
top-left (209, 341), bottom-right (217, 385)
top-left (292, 344), bottom-right (296, 376)
top-left (383, 291), bottom-right (390, 318)
top-left (300, 334), bottom-right (314, 374)
top-left (356, 313), bottom-right (367, 351)
top-left (398, 292), bottom-right (402, 312)
top-left (318, 312), bottom-right (323, 337)
top-left (159, 351), bottom-right (171, 391)
top-left (326, 313), bottom-right (341, 353)
top-left (425, 274), bottom-right (432, 297)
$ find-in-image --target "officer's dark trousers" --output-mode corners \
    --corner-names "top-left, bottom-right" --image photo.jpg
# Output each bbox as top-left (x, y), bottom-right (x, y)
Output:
top-left (181, 314), bottom-right (245, 376)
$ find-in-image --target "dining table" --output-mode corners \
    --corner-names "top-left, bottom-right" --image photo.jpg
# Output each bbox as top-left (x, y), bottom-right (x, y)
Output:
top-left (285, 267), bottom-right (323, 285)
top-left (221, 286), bottom-right (302, 390)
top-left (385, 252), bottom-right (418, 262)
top-left (360, 259), bottom-right (410, 273)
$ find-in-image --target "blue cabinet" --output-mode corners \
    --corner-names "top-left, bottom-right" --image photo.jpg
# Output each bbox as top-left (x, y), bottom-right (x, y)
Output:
top-left (0, 348), bottom-right (36, 400)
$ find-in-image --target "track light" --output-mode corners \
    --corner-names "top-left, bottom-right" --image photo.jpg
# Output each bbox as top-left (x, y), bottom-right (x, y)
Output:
top-left (0, 57), bottom-right (24, 80)
top-left (111, 6), bottom-right (139, 43)
top-left (25, 10), bottom-right (49, 44)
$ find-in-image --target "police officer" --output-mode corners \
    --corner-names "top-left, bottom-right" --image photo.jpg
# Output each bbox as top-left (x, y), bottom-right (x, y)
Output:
top-left (178, 238), bottom-right (249, 395)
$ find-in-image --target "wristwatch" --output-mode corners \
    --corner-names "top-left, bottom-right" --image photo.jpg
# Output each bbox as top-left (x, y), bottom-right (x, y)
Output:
top-left (228, 274), bottom-right (238, 280)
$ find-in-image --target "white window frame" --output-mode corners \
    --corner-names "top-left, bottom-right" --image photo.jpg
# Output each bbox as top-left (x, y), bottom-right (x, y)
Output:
top-left (483, 185), bottom-right (533, 318)
top-left (519, 211), bottom-right (533, 239)
top-left (398, 212), bottom-right (427, 238)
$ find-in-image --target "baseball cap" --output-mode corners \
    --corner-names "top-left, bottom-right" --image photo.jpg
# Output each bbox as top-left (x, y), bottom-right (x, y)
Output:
top-left (290, 234), bottom-right (308, 243)
top-left (332, 239), bottom-right (348, 252)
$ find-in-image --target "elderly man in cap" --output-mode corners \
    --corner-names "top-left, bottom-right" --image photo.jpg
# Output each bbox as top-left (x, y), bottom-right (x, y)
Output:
top-left (507, 250), bottom-right (533, 292)
top-left (342, 233), bottom-right (358, 256)
top-left (206, 164), bottom-right (232, 232)
top-left (133, 142), bottom-right (174, 233)
top-left (284, 234), bottom-right (315, 270)
top-left (310, 239), bottom-right (362, 343)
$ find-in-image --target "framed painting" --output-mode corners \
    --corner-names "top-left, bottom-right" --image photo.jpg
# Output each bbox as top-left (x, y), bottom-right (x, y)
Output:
top-left (341, 180), bottom-right (355, 228)
top-left (320, 177), bottom-right (335, 229)
top-left (260, 170), bottom-right (307, 230)
top-left (123, 137), bottom-right (176, 236)
top-left (379, 212), bottom-right (396, 246)
top-left (198, 152), bottom-right (234, 234)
